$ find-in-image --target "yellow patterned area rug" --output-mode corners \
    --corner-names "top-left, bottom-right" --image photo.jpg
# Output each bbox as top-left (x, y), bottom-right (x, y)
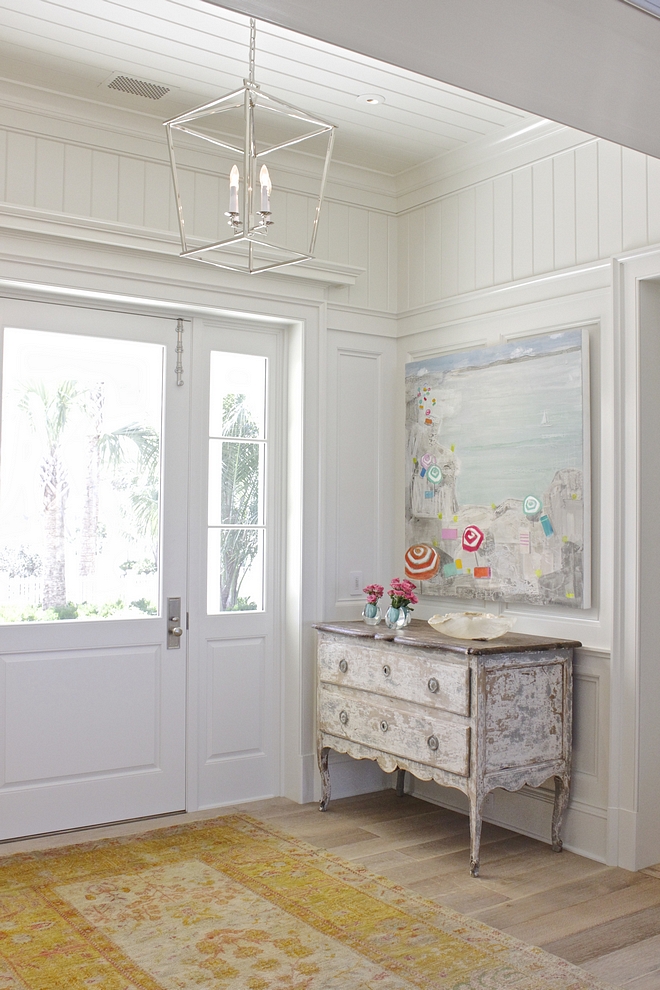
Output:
top-left (0, 813), bottom-right (613, 990)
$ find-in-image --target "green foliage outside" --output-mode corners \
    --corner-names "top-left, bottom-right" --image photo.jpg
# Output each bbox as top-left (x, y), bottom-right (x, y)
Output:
top-left (219, 393), bottom-right (261, 612)
top-left (0, 379), bottom-right (161, 622)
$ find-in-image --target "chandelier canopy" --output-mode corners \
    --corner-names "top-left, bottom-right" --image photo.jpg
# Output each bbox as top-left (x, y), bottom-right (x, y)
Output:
top-left (164, 20), bottom-right (337, 275)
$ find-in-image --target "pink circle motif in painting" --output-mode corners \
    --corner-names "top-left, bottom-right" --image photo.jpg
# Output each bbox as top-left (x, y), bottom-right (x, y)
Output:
top-left (404, 544), bottom-right (440, 581)
top-left (462, 525), bottom-right (484, 552)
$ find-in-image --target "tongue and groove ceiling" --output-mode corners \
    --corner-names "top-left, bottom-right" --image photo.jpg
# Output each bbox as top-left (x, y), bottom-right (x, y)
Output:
top-left (0, 0), bottom-right (537, 176)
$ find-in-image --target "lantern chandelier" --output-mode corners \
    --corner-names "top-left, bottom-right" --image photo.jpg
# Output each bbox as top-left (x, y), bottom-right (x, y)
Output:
top-left (164, 19), bottom-right (337, 275)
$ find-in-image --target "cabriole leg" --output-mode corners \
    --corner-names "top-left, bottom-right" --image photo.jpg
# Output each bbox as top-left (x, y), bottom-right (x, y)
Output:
top-left (552, 774), bottom-right (570, 851)
top-left (318, 746), bottom-right (331, 812)
top-left (395, 768), bottom-right (406, 797)
top-left (469, 794), bottom-right (484, 877)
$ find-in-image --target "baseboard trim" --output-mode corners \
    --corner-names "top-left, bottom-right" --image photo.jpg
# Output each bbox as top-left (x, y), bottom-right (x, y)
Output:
top-left (408, 778), bottom-right (607, 864)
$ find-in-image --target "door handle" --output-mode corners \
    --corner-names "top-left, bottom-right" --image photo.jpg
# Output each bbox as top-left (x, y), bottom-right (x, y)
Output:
top-left (167, 597), bottom-right (184, 649)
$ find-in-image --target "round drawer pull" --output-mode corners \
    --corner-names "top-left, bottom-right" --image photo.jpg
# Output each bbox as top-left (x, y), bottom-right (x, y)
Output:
top-left (382, 664), bottom-right (391, 677)
top-left (428, 677), bottom-right (439, 694)
top-left (427, 734), bottom-right (439, 751)
top-left (339, 659), bottom-right (348, 673)
top-left (339, 710), bottom-right (349, 725)
top-left (380, 720), bottom-right (389, 732)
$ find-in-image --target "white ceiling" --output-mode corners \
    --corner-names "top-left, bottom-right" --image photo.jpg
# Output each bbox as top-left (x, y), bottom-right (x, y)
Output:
top-left (0, 0), bottom-right (536, 176)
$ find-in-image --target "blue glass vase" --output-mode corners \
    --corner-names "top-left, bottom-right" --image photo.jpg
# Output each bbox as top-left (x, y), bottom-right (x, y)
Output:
top-left (362, 601), bottom-right (382, 625)
top-left (385, 605), bottom-right (411, 629)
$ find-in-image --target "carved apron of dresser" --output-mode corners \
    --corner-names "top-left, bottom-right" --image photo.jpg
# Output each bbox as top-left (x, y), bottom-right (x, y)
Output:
top-left (314, 622), bottom-right (576, 877)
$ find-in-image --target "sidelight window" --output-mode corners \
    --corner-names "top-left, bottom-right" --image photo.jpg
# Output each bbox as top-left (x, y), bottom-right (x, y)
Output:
top-left (207, 351), bottom-right (266, 613)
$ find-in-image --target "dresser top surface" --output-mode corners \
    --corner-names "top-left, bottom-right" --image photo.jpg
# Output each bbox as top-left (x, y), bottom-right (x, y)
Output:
top-left (313, 619), bottom-right (581, 655)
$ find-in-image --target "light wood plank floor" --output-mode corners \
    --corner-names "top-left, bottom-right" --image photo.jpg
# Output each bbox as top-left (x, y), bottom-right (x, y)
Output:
top-left (2, 790), bottom-right (660, 988)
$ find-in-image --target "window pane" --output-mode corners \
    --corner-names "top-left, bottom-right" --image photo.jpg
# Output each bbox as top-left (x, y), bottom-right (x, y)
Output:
top-left (208, 439), bottom-right (264, 526)
top-left (208, 352), bottom-right (266, 439)
top-left (0, 328), bottom-right (163, 623)
top-left (207, 528), bottom-right (264, 613)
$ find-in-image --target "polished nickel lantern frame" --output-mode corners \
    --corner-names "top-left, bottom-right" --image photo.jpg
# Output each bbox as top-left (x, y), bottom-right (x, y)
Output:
top-left (164, 19), bottom-right (336, 275)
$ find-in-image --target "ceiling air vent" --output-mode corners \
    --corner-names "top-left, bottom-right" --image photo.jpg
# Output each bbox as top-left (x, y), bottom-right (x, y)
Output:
top-left (107, 75), bottom-right (170, 100)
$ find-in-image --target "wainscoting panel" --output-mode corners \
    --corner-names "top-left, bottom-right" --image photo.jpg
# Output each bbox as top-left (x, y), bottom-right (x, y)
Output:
top-left (334, 348), bottom-right (380, 602)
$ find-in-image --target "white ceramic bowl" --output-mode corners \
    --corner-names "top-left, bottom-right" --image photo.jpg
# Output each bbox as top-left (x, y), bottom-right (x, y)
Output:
top-left (428, 612), bottom-right (516, 641)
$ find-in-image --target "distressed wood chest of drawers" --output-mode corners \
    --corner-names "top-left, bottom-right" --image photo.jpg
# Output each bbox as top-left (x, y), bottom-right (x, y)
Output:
top-left (314, 619), bottom-right (580, 875)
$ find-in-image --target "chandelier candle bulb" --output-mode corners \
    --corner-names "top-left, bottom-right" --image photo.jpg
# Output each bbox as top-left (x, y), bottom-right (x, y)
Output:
top-left (229, 165), bottom-right (240, 214)
top-left (260, 165), bottom-right (271, 213)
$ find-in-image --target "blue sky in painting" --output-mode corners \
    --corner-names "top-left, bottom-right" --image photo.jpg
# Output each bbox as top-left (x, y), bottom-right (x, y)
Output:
top-left (406, 330), bottom-right (585, 506)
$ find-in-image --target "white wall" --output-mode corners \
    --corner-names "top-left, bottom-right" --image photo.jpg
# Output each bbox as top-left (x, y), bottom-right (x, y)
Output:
top-left (397, 128), bottom-right (660, 314)
top-left (0, 79), bottom-right (401, 807)
top-left (1, 76), bottom-right (659, 865)
top-left (395, 120), bottom-right (660, 865)
top-left (0, 82), bottom-right (397, 313)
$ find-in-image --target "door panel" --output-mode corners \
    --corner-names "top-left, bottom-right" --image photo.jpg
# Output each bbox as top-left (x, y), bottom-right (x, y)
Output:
top-left (3, 646), bottom-right (160, 783)
top-left (189, 321), bottom-right (283, 808)
top-left (0, 300), bottom-right (187, 839)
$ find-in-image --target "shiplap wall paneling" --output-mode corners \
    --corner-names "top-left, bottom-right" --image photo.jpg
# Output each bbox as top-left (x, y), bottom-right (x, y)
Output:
top-left (475, 181), bottom-right (494, 289)
top-left (91, 151), bottom-right (119, 223)
top-left (553, 149), bottom-right (576, 271)
top-left (622, 146), bottom-right (648, 251)
top-left (63, 145), bottom-right (92, 218)
top-left (0, 117), bottom-right (396, 313)
top-left (575, 143), bottom-right (599, 266)
top-left (492, 173), bottom-right (513, 287)
top-left (441, 196), bottom-right (459, 301)
top-left (397, 211), bottom-right (409, 314)
top-left (400, 137), bottom-right (660, 314)
top-left (458, 187), bottom-right (477, 294)
top-left (597, 142), bottom-right (623, 259)
top-left (144, 160), bottom-right (172, 232)
top-left (423, 199), bottom-right (441, 304)
top-left (366, 210), bottom-right (386, 311)
top-left (5, 132), bottom-right (35, 207)
top-left (347, 207), bottom-right (369, 310)
top-left (406, 206), bottom-right (424, 307)
top-left (35, 140), bottom-right (64, 214)
top-left (512, 168), bottom-right (533, 282)
top-left (532, 157), bottom-right (554, 276)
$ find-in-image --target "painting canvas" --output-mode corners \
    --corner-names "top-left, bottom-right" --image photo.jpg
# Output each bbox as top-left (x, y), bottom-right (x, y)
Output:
top-left (405, 329), bottom-right (590, 608)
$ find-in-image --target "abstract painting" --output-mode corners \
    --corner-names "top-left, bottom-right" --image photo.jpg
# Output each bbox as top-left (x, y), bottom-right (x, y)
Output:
top-left (405, 329), bottom-right (590, 608)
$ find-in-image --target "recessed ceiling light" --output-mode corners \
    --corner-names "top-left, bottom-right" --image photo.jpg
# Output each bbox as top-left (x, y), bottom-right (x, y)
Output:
top-left (357, 94), bottom-right (385, 105)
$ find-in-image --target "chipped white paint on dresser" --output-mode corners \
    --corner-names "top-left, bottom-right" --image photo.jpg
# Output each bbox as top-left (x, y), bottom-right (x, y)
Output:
top-left (314, 619), bottom-right (579, 876)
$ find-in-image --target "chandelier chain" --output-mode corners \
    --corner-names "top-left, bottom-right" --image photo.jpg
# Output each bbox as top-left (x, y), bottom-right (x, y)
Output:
top-left (248, 19), bottom-right (256, 86)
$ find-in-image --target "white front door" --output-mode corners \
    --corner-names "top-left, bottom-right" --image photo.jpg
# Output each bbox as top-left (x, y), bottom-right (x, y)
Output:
top-left (0, 300), bottom-right (188, 839)
top-left (187, 320), bottom-right (284, 808)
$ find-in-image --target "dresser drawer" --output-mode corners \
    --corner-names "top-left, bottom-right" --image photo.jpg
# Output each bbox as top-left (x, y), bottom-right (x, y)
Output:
top-left (318, 638), bottom-right (470, 716)
top-left (319, 684), bottom-right (470, 777)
